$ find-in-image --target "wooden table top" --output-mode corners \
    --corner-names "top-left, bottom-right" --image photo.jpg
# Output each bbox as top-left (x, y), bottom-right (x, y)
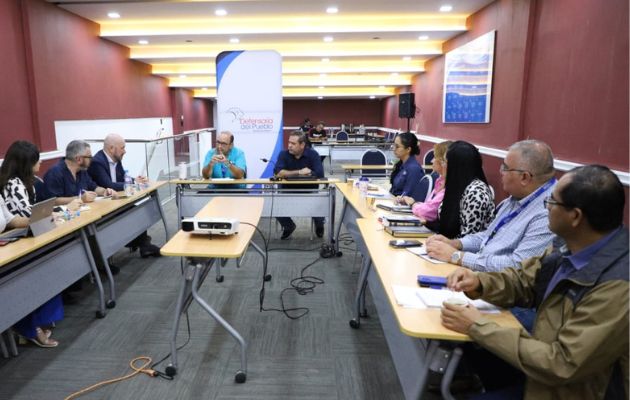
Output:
top-left (334, 181), bottom-right (394, 219)
top-left (160, 197), bottom-right (264, 259)
top-left (340, 164), bottom-right (394, 170)
top-left (172, 178), bottom-right (339, 185)
top-left (357, 218), bottom-right (521, 341)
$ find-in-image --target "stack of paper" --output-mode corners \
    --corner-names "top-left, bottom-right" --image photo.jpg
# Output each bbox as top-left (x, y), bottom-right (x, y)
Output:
top-left (415, 288), bottom-right (500, 313)
top-left (406, 246), bottom-right (447, 264)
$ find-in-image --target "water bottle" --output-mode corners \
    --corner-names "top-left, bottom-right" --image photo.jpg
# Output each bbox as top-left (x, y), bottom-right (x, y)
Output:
top-left (359, 176), bottom-right (369, 197)
top-left (124, 170), bottom-right (134, 196)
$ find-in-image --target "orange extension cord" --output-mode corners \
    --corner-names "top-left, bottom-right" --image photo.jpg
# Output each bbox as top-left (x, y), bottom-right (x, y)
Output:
top-left (64, 356), bottom-right (157, 400)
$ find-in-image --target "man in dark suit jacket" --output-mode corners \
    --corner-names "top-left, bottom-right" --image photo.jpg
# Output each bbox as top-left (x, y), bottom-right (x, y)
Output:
top-left (88, 133), bottom-right (160, 258)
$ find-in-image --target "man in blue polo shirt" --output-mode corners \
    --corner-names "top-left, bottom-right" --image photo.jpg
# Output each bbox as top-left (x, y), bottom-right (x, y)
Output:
top-left (42, 140), bottom-right (114, 206)
top-left (274, 131), bottom-right (325, 239)
top-left (201, 131), bottom-right (247, 189)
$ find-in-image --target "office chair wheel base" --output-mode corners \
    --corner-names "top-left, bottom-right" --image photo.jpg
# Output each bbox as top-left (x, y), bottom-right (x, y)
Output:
top-left (95, 310), bottom-right (106, 319)
top-left (106, 300), bottom-right (116, 309)
top-left (165, 365), bottom-right (177, 377)
top-left (235, 371), bottom-right (246, 383)
top-left (349, 318), bottom-right (360, 329)
top-left (264, 274), bottom-right (272, 282)
top-left (216, 275), bottom-right (224, 283)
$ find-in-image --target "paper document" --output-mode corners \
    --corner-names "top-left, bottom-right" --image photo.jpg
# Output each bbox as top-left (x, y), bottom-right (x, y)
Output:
top-left (415, 288), bottom-right (500, 313)
top-left (392, 285), bottom-right (427, 309)
top-left (406, 246), bottom-right (447, 264)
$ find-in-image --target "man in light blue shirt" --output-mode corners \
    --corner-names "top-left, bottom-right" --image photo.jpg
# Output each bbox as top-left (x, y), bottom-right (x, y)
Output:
top-left (202, 131), bottom-right (247, 189)
top-left (426, 140), bottom-right (557, 272)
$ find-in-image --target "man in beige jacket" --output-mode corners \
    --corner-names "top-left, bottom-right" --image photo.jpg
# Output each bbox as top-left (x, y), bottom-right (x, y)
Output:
top-left (442, 165), bottom-right (628, 399)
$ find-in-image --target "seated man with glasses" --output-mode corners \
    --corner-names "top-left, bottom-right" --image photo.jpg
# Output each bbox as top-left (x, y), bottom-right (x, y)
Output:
top-left (201, 131), bottom-right (247, 189)
top-left (426, 140), bottom-right (557, 330)
top-left (42, 139), bottom-right (115, 207)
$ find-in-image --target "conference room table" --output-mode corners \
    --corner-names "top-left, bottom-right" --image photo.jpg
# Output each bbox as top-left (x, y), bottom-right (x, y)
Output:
top-left (311, 142), bottom-right (394, 174)
top-left (82, 181), bottom-right (170, 308)
top-left (160, 197), bottom-right (264, 383)
top-left (0, 207), bottom-right (108, 356)
top-left (356, 217), bottom-right (521, 400)
top-left (340, 163), bottom-right (393, 181)
top-left (173, 178), bottom-right (338, 244)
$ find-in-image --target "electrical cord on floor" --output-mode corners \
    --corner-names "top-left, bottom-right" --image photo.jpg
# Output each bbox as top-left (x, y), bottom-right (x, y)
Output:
top-left (64, 356), bottom-right (158, 400)
top-left (150, 311), bottom-right (192, 376)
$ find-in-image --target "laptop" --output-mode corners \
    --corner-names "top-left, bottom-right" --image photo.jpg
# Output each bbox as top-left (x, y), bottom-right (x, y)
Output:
top-left (0, 197), bottom-right (57, 239)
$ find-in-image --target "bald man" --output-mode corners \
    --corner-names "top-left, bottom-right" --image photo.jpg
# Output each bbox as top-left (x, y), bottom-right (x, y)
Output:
top-left (88, 133), bottom-right (160, 260)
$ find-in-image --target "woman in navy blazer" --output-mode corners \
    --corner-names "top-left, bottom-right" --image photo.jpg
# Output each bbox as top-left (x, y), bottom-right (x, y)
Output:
top-left (389, 132), bottom-right (425, 201)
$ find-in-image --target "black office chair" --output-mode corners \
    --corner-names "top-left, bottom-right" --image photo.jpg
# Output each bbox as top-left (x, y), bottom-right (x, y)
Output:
top-left (423, 149), bottom-right (435, 166)
top-left (336, 131), bottom-right (349, 141)
top-left (360, 149), bottom-right (387, 177)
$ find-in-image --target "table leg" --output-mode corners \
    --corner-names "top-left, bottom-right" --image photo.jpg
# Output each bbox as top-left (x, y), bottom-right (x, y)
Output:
top-left (349, 256), bottom-right (371, 329)
top-left (440, 347), bottom-right (463, 400)
top-left (250, 241), bottom-right (271, 282)
top-left (190, 263), bottom-right (248, 383)
top-left (328, 186), bottom-right (336, 247)
top-left (334, 197), bottom-right (348, 255)
top-left (166, 261), bottom-right (194, 377)
top-left (87, 224), bottom-right (116, 309)
top-left (80, 229), bottom-right (107, 319)
top-left (154, 189), bottom-right (171, 240)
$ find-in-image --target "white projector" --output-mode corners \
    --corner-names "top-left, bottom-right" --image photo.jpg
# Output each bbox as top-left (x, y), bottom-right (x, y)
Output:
top-left (181, 217), bottom-right (239, 235)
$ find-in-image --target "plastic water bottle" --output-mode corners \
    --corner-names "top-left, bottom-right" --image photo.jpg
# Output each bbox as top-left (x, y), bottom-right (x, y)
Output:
top-left (359, 176), bottom-right (369, 197)
top-left (124, 170), bottom-right (134, 196)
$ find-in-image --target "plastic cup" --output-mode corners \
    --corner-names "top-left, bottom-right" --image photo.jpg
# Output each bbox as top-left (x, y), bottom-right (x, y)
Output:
top-left (443, 297), bottom-right (468, 307)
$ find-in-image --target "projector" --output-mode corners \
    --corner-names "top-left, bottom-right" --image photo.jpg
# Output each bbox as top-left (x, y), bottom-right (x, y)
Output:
top-left (181, 217), bottom-right (239, 235)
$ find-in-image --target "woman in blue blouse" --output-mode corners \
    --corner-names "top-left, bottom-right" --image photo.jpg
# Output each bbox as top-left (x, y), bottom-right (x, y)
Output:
top-left (389, 132), bottom-right (425, 201)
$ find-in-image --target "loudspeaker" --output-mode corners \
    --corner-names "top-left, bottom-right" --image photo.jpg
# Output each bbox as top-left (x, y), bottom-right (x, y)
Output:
top-left (398, 93), bottom-right (415, 118)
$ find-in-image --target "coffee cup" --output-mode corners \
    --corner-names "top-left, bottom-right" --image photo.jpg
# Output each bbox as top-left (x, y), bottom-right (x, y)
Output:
top-left (443, 297), bottom-right (468, 307)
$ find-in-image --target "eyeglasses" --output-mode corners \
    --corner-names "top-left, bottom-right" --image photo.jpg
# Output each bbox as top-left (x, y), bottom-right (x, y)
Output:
top-left (216, 140), bottom-right (230, 146)
top-left (543, 196), bottom-right (570, 209)
top-left (500, 163), bottom-right (530, 175)
top-left (80, 155), bottom-right (93, 159)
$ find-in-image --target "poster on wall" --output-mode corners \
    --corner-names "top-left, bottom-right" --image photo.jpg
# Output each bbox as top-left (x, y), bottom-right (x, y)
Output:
top-left (442, 30), bottom-right (496, 123)
top-left (215, 50), bottom-right (283, 179)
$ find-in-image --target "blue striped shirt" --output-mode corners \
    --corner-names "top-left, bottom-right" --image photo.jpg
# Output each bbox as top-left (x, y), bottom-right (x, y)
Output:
top-left (460, 179), bottom-right (556, 272)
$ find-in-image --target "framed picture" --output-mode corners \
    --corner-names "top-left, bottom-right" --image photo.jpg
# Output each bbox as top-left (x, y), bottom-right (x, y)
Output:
top-left (442, 30), bottom-right (496, 123)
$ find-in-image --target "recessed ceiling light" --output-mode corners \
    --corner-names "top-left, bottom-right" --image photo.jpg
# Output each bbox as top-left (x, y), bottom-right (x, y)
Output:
top-left (326, 6), bottom-right (338, 14)
top-left (138, 39), bottom-right (149, 45)
top-left (229, 38), bottom-right (240, 44)
top-left (107, 12), bottom-right (120, 19)
top-left (402, 56), bottom-right (411, 61)
top-left (390, 72), bottom-right (399, 76)
top-left (321, 58), bottom-right (330, 62)
top-left (318, 86), bottom-right (325, 89)
top-left (202, 88), bottom-right (208, 90)
top-left (440, 5), bottom-right (453, 12)
top-left (185, 39), bottom-right (193, 43)
top-left (379, 85), bottom-right (385, 89)
top-left (323, 36), bottom-right (334, 42)
top-left (179, 74), bottom-right (187, 78)
top-left (320, 73), bottom-right (327, 77)
top-left (418, 35), bottom-right (429, 40)
top-left (369, 95), bottom-right (376, 99)
top-left (215, 9), bottom-right (227, 16)
top-left (317, 96), bottom-right (324, 99)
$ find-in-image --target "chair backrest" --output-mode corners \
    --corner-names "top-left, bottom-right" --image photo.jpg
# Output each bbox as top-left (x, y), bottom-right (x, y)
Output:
top-left (422, 149), bottom-right (435, 166)
top-left (360, 149), bottom-right (387, 177)
top-left (336, 131), bottom-right (349, 141)
top-left (416, 173), bottom-right (434, 202)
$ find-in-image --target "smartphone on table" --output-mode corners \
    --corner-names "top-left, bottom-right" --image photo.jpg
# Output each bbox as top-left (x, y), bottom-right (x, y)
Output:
top-left (388, 239), bottom-right (422, 248)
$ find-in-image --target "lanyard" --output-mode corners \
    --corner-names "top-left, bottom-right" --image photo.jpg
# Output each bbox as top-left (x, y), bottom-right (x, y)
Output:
top-left (484, 177), bottom-right (556, 246)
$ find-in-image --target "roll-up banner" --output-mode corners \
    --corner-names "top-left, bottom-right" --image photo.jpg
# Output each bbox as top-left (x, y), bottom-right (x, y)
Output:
top-left (216, 50), bottom-right (283, 179)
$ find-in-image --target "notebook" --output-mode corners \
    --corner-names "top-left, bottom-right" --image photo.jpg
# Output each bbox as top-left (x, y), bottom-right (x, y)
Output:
top-left (0, 197), bottom-right (57, 239)
top-left (384, 225), bottom-right (433, 238)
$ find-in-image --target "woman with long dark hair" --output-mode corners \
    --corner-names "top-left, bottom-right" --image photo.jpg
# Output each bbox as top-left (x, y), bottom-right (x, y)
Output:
top-left (389, 132), bottom-right (426, 201)
top-left (0, 140), bottom-right (63, 348)
top-left (427, 141), bottom-right (494, 238)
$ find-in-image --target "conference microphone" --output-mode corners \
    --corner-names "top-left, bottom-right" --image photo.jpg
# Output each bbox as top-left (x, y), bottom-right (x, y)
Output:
top-left (260, 158), bottom-right (281, 181)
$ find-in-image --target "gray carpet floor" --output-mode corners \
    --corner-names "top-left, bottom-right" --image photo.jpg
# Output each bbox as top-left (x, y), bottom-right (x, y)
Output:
top-left (0, 165), bottom-right (438, 400)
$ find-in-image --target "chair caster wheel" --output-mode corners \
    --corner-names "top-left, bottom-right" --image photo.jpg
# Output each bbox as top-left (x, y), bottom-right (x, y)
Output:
top-left (95, 310), bottom-right (106, 319)
top-left (106, 300), bottom-right (116, 309)
top-left (165, 365), bottom-right (177, 377)
top-left (264, 274), bottom-right (272, 282)
top-left (336, 251), bottom-right (343, 257)
top-left (235, 371), bottom-right (246, 383)
top-left (349, 318), bottom-right (360, 329)
top-left (216, 275), bottom-right (224, 283)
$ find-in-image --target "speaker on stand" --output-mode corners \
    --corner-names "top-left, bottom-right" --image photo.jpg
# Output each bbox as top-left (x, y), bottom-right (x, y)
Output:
top-left (398, 92), bottom-right (415, 132)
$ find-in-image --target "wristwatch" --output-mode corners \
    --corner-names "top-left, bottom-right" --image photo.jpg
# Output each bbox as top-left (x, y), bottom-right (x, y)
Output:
top-left (226, 160), bottom-right (233, 167)
top-left (450, 251), bottom-right (463, 265)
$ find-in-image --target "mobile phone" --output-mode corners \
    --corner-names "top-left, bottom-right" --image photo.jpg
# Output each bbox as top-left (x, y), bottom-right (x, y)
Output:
top-left (389, 239), bottom-right (423, 248)
top-left (417, 275), bottom-right (447, 288)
